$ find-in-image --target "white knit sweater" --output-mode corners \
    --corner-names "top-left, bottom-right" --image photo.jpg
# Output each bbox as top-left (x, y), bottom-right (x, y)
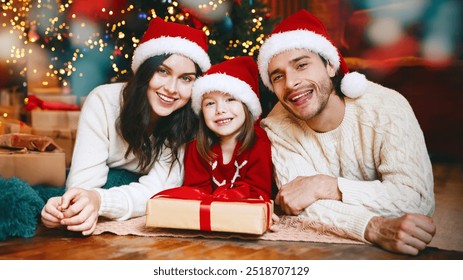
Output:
top-left (261, 81), bottom-right (435, 241)
top-left (66, 83), bottom-right (184, 220)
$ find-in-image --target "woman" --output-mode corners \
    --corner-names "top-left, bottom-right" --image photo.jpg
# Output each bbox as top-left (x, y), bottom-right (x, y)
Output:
top-left (41, 17), bottom-right (211, 235)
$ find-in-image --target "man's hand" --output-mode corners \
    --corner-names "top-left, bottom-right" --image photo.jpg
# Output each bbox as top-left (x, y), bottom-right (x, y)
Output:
top-left (365, 214), bottom-right (436, 255)
top-left (275, 174), bottom-right (341, 215)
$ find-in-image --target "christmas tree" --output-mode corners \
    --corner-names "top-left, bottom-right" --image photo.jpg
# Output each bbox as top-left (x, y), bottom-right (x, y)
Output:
top-left (1, 0), bottom-right (278, 98)
top-left (110, 0), bottom-right (278, 81)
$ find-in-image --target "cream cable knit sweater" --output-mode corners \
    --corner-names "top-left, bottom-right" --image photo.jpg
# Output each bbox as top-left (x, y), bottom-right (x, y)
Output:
top-left (261, 81), bottom-right (435, 241)
top-left (66, 83), bottom-right (184, 220)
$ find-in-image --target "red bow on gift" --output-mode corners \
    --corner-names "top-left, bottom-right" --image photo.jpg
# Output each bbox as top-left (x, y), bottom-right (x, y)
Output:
top-left (26, 95), bottom-right (81, 111)
top-left (152, 184), bottom-right (271, 232)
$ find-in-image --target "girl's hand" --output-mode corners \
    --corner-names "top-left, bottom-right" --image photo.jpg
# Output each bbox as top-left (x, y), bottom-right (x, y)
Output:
top-left (269, 213), bottom-right (280, 232)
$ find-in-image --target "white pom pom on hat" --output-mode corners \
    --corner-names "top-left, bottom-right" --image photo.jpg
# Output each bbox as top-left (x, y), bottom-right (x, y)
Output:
top-left (341, 72), bottom-right (368, 98)
top-left (257, 9), bottom-right (367, 99)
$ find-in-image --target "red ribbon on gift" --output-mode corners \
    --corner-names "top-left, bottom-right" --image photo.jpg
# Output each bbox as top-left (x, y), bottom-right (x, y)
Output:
top-left (26, 95), bottom-right (81, 111)
top-left (152, 184), bottom-right (272, 232)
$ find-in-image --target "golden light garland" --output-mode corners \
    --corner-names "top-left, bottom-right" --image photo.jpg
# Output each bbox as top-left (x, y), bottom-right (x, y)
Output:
top-left (1, 0), bottom-right (268, 87)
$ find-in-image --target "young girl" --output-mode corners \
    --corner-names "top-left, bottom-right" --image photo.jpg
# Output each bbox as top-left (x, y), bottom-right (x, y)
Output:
top-left (40, 17), bottom-right (211, 235)
top-left (184, 56), bottom-right (273, 199)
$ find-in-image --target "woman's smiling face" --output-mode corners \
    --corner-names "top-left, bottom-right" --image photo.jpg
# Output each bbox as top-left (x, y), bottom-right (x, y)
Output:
top-left (146, 54), bottom-right (197, 118)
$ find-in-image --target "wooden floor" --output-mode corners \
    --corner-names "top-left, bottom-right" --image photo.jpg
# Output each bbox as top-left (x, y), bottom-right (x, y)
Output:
top-left (1, 162), bottom-right (462, 260)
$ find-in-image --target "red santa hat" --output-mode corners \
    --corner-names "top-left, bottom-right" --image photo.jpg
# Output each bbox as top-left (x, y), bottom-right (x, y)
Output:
top-left (131, 17), bottom-right (211, 73)
top-left (192, 56), bottom-right (262, 121)
top-left (257, 9), bottom-right (367, 98)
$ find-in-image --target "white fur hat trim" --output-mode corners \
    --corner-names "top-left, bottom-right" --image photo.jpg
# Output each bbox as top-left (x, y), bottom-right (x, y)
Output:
top-left (192, 73), bottom-right (262, 121)
top-left (258, 29), bottom-right (340, 91)
top-left (131, 36), bottom-right (211, 72)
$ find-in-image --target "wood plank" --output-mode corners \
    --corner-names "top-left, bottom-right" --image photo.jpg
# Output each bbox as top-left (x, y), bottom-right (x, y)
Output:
top-left (1, 227), bottom-right (462, 260)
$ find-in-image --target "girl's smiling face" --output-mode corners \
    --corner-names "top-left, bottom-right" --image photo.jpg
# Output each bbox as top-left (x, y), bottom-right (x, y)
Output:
top-left (201, 91), bottom-right (246, 142)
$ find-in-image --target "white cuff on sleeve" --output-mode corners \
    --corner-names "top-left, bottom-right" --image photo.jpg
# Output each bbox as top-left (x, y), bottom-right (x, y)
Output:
top-left (94, 188), bottom-right (129, 221)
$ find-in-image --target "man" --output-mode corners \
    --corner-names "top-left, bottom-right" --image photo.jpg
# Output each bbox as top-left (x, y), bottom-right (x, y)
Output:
top-left (258, 9), bottom-right (436, 255)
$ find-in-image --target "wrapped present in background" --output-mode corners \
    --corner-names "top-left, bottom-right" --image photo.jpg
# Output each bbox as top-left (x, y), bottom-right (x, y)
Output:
top-left (0, 133), bottom-right (61, 152)
top-left (25, 94), bottom-right (81, 130)
top-left (0, 149), bottom-right (65, 187)
top-left (30, 110), bottom-right (80, 130)
top-left (26, 95), bottom-right (80, 112)
top-left (146, 185), bottom-right (273, 235)
top-left (27, 87), bottom-right (62, 96)
top-left (0, 133), bottom-right (65, 186)
top-left (0, 118), bottom-right (32, 135)
top-left (31, 128), bottom-right (75, 167)
top-left (0, 105), bottom-right (22, 120)
top-left (31, 94), bottom-right (78, 107)
top-left (0, 86), bottom-right (25, 120)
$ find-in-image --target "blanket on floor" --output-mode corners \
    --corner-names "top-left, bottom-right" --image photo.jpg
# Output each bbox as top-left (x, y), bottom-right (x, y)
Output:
top-left (0, 169), bottom-right (141, 241)
top-left (93, 215), bottom-right (365, 245)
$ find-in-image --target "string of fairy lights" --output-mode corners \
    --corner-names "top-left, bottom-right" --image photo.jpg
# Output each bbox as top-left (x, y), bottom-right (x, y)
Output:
top-left (1, 0), bottom-right (268, 98)
top-left (2, 0), bottom-right (97, 88)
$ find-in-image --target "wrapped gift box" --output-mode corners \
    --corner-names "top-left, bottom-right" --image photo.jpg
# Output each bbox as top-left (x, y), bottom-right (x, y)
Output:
top-left (0, 148), bottom-right (65, 187)
top-left (0, 118), bottom-right (32, 135)
top-left (28, 87), bottom-right (62, 95)
top-left (0, 133), bottom-right (61, 152)
top-left (0, 105), bottom-right (22, 120)
top-left (31, 110), bottom-right (80, 130)
top-left (146, 187), bottom-right (273, 235)
top-left (33, 94), bottom-right (77, 105)
top-left (31, 128), bottom-right (76, 167)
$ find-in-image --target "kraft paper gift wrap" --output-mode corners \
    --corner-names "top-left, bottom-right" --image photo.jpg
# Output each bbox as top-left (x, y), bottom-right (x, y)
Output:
top-left (0, 148), bottom-right (65, 187)
top-left (30, 110), bottom-right (80, 130)
top-left (146, 185), bottom-right (273, 235)
top-left (31, 128), bottom-right (76, 167)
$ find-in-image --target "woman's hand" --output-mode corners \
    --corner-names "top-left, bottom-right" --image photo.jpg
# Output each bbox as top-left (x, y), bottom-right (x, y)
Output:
top-left (59, 188), bottom-right (102, 236)
top-left (41, 196), bottom-right (66, 228)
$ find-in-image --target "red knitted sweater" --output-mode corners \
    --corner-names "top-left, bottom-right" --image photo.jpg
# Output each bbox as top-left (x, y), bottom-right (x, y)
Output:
top-left (183, 125), bottom-right (273, 199)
